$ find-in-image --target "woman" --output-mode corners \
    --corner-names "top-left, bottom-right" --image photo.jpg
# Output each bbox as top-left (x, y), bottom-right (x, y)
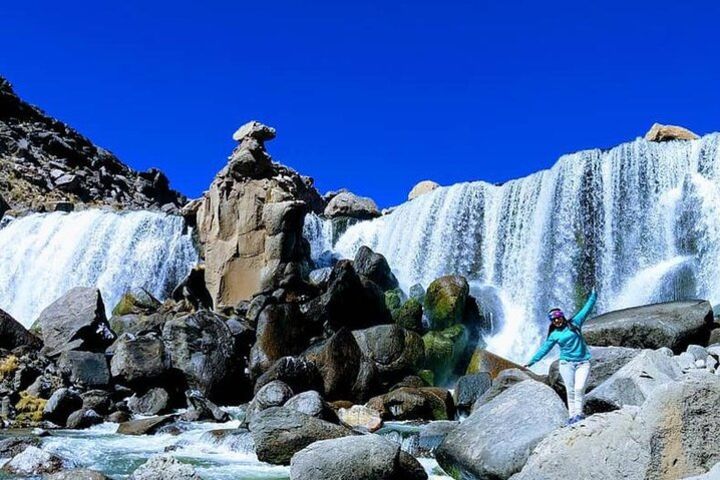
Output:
top-left (524, 289), bottom-right (597, 425)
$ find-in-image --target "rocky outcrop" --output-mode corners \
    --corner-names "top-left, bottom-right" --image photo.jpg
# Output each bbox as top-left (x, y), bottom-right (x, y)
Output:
top-left (33, 287), bottom-right (115, 356)
top-left (0, 76), bottom-right (185, 213)
top-left (644, 123), bottom-right (700, 142)
top-left (323, 191), bottom-right (380, 219)
top-left (408, 180), bottom-right (440, 200)
top-left (437, 380), bottom-right (567, 480)
top-left (513, 374), bottom-right (720, 480)
top-left (585, 349), bottom-right (683, 413)
top-left (290, 434), bottom-right (428, 480)
top-left (583, 300), bottom-right (714, 352)
top-left (57, 351), bottom-right (110, 388)
top-left (0, 308), bottom-right (40, 350)
top-left (162, 310), bottom-right (238, 401)
top-left (110, 335), bottom-right (170, 388)
top-left (196, 121), bottom-right (324, 307)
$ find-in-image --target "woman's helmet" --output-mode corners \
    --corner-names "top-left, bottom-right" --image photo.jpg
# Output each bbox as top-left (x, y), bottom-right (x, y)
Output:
top-left (548, 308), bottom-right (565, 322)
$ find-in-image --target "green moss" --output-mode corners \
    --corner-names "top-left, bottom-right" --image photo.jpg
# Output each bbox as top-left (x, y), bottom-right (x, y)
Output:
top-left (394, 298), bottom-right (423, 332)
top-left (424, 276), bottom-right (469, 331)
top-left (418, 369), bottom-right (435, 386)
top-left (385, 288), bottom-right (405, 313)
top-left (422, 324), bottom-right (468, 385)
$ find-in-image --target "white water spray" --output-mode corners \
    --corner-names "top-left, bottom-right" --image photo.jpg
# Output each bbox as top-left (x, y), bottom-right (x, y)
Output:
top-left (0, 209), bottom-right (198, 326)
top-left (309, 133), bottom-right (720, 362)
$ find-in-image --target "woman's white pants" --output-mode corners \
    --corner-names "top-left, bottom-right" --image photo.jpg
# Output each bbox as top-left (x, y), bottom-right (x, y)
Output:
top-left (558, 360), bottom-right (590, 418)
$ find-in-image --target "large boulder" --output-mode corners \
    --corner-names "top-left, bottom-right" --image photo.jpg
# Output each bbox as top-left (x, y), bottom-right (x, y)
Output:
top-left (513, 374), bottom-right (720, 480)
top-left (65, 408), bottom-right (104, 429)
top-left (34, 287), bottom-right (115, 356)
top-left (284, 390), bottom-right (337, 422)
top-left (583, 300), bottom-right (714, 352)
top-left (323, 191), bottom-right (380, 220)
top-left (644, 123), bottom-right (700, 142)
top-left (57, 351), bottom-right (110, 387)
top-left (303, 328), bottom-right (363, 401)
top-left (472, 368), bottom-right (536, 410)
top-left (303, 260), bottom-right (392, 332)
top-left (510, 408), bottom-right (643, 480)
top-left (353, 246), bottom-right (398, 291)
top-left (585, 349), bottom-right (683, 414)
top-left (352, 324), bottom-right (424, 387)
top-left (245, 380), bottom-right (294, 423)
top-left (162, 310), bottom-right (238, 401)
top-left (254, 356), bottom-right (323, 395)
top-left (1, 446), bottom-right (65, 475)
top-left (248, 406), bottom-right (349, 465)
top-left (424, 276), bottom-right (470, 330)
top-left (408, 180), bottom-right (440, 201)
top-left (129, 455), bottom-right (201, 480)
top-left (110, 334), bottom-right (170, 387)
top-left (290, 434), bottom-right (427, 480)
top-left (0, 308), bottom-right (40, 350)
top-left (127, 387), bottom-right (170, 415)
top-left (367, 387), bottom-right (455, 421)
top-left (437, 380), bottom-right (567, 480)
top-left (250, 303), bottom-right (316, 379)
top-left (548, 346), bottom-right (640, 398)
top-left (43, 387), bottom-right (82, 426)
top-left (47, 470), bottom-right (110, 480)
top-left (454, 372), bottom-right (492, 414)
top-left (196, 122), bottom-right (323, 307)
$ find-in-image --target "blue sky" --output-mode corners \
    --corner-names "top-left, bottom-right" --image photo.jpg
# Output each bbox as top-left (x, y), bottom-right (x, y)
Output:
top-left (2, 1), bottom-right (719, 207)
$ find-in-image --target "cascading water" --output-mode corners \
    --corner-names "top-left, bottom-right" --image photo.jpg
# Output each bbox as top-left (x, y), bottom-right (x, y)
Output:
top-left (311, 133), bottom-right (720, 363)
top-left (0, 209), bottom-right (198, 326)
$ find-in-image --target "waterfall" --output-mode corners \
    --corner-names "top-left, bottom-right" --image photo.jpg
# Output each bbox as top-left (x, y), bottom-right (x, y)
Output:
top-left (313, 133), bottom-right (720, 362)
top-left (0, 209), bottom-right (199, 326)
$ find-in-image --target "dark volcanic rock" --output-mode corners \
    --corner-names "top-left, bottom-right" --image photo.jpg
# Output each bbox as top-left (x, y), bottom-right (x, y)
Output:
top-left (353, 246), bottom-right (399, 292)
top-left (254, 356), bottom-right (323, 395)
top-left (583, 300), bottom-right (714, 352)
top-left (162, 310), bottom-right (238, 401)
top-left (454, 373), bottom-right (492, 413)
top-left (250, 303), bottom-right (315, 379)
top-left (127, 387), bottom-right (170, 415)
top-left (57, 351), bottom-right (110, 387)
top-left (110, 334), bottom-right (169, 387)
top-left (0, 308), bottom-right (40, 350)
top-left (43, 387), bottom-right (82, 426)
top-left (352, 324), bottom-right (425, 386)
top-left (0, 75), bottom-right (185, 212)
top-left (116, 414), bottom-right (178, 435)
top-left (249, 406), bottom-right (349, 465)
top-left (34, 287), bottom-right (115, 356)
top-left (303, 328), bottom-right (363, 401)
top-left (66, 408), bottom-right (104, 429)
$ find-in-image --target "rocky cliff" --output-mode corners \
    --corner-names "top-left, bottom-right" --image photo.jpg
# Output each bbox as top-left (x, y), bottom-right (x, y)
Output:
top-left (195, 121), bottom-right (324, 308)
top-left (0, 76), bottom-right (185, 214)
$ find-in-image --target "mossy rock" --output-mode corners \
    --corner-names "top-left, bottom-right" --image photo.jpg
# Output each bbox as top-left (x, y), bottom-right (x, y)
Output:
top-left (394, 298), bottom-right (423, 332)
top-left (15, 392), bottom-right (47, 423)
top-left (418, 369), bottom-right (435, 387)
top-left (424, 275), bottom-right (469, 331)
top-left (111, 290), bottom-right (161, 317)
top-left (465, 348), bottom-right (522, 378)
top-left (422, 324), bottom-right (469, 386)
top-left (384, 288), bottom-right (407, 314)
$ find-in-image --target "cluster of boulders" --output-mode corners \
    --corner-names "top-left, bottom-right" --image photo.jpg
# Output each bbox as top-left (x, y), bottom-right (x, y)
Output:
top-left (0, 75), bottom-right (186, 217)
top-left (428, 299), bottom-right (720, 480)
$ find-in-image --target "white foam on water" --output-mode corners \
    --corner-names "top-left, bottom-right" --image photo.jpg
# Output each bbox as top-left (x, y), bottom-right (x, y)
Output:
top-left (0, 209), bottom-right (198, 326)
